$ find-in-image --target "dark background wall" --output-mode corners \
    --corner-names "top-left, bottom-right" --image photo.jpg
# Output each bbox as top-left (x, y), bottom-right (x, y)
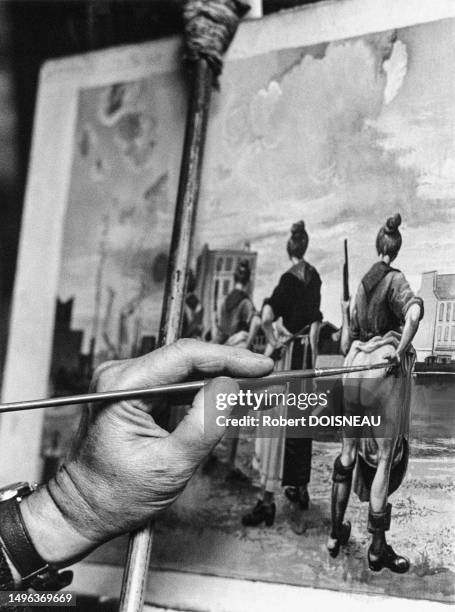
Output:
top-left (0, 0), bottom-right (323, 373)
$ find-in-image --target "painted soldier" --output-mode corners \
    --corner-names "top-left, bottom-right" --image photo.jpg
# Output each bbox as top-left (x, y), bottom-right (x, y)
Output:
top-left (328, 213), bottom-right (423, 573)
top-left (243, 221), bottom-right (322, 529)
top-left (213, 258), bottom-right (261, 480)
top-left (214, 258), bottom-right (261, 349)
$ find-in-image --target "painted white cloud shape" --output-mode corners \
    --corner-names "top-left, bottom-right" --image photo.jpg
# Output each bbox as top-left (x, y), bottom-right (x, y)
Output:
top-left (383, 40), bottom-right (408, 105)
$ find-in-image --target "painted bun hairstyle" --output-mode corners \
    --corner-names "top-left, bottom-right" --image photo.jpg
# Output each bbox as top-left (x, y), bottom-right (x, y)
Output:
top-left (287, 220), bottom-right (309, 259)
top-left (234, 258), bottom-right (251, 285)
top-left (376, 213), bottom-right (402, 261)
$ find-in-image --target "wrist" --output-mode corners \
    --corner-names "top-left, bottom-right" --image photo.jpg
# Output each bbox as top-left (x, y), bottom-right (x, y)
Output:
top-left (20, 481), bottom-right (98, 567)
top-left (48, 460), bottom-right (133, 546)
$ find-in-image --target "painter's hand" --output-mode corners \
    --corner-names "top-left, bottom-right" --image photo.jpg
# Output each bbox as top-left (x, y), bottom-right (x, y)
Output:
top-left (21, 341), bottom-right (273, 566)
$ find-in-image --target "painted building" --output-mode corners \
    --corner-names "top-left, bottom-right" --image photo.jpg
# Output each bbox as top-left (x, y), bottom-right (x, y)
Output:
top-left (195, 244), bottom-right (257, 338)
top-left (50, 298), bottom-right (84, 383)
top-left (414, 271), bottom-right (455, 362)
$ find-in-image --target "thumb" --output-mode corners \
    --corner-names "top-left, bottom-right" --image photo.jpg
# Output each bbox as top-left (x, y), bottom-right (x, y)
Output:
top-left (171, 376), bottom-right (239, 461)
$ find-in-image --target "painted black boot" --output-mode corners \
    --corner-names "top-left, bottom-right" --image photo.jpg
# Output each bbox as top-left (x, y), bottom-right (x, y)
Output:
top-left (242, 499), bottom-right (276, 527)
top-left (284, 486), bottom-right (299, 503)
top-left (328, 454), bottom-right (355, 558)
top-left (368, 544), bottom-right (410, 574)
top-left (327, 521), bottom-right (351, 558)
top-left (298, 487), bottom-right (310, 510)
top-left (367, 503), bottom-right (410, 574)
top-left (284, 486), bottom-right (310, 509)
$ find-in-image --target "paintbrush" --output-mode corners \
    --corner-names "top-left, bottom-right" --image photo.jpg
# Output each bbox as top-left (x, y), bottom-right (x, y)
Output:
top-left (0, 362), bottom-right (390, 414)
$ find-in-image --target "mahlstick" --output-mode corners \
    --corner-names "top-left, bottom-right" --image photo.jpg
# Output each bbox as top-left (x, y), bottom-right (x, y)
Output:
top-left (119, 2), bottom-right (250, 610)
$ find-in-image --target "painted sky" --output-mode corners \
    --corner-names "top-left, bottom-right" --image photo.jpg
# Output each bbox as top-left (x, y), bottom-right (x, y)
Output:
top-left (197, 18), bottom-right (455, 326)
top-left (58, 72), bottom-right (186, 355)
top-left (57, 17), bottom-right (455, 354)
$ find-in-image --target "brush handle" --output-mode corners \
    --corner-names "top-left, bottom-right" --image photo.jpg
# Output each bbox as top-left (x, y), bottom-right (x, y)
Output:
top-left (0, 362), bottom-right (391, 414)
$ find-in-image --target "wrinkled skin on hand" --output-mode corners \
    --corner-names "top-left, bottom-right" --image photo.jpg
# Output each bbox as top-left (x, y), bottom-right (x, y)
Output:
top-left (47, 339), bottom-right (273, 545)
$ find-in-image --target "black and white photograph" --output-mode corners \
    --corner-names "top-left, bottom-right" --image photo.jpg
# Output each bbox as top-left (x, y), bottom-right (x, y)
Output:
top-left (0, 1), bottom-right (454, 611)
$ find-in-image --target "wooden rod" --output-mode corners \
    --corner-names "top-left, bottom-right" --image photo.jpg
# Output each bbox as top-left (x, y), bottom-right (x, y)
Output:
top-left (158, 60), bottom-right (213, 346)
top-left (119, 58), bottom-right (213, 612)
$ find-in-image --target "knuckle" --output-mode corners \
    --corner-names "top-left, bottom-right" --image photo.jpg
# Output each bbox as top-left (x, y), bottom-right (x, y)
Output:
top-left (92, 360), bottom-right (123, 391)
top-left (174, 338), bottom-right (199, 353)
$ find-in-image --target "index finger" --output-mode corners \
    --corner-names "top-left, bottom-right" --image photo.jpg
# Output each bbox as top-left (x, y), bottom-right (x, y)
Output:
top-left (100, 339), bottom-right (274, 391)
